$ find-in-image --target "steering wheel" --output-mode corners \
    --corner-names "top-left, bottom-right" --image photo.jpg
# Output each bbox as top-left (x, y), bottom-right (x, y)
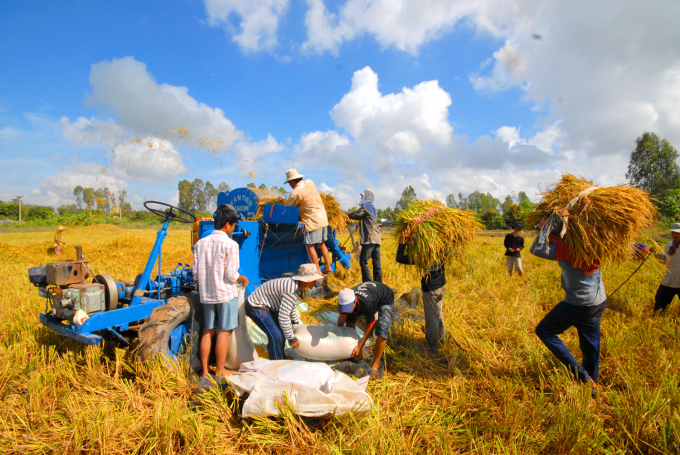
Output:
top-left (143, 201), bottom-right (197, 224)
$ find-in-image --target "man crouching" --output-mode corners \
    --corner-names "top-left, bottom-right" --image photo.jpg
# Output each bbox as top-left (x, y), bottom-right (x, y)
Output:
top-left (336, 281), bottom-right (394, 379)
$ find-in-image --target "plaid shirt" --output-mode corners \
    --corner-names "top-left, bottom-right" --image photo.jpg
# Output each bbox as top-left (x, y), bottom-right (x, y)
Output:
top-left (193, 230), bottom-right (240, 304)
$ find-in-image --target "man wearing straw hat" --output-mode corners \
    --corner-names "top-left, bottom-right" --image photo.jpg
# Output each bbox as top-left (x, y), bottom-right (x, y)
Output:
top-left (245, 264), bottom-right (322, 360)
top-left (531, 212), bottom-right (606, 396)
top-left (650, 223), bottom-right (680, 313)
top-left (348, 189), bottom-right (382, 283)
top-left (284, 168), bottom-right (333, 276)
top-left (336, 282), bottom-right (395, 379)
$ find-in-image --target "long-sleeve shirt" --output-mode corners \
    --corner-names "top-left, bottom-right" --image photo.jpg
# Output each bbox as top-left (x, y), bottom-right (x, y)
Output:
top-left (284, 180), bottom-right (328, 232)
top-left (657, 242), bottom-right (680, 288)
top-left (247, 277), bottom-right (302, 343)
top-left (193, 230), bottom-right (240, 304)
top-left (347, 206), bottom-right (381, 244)
top-left (530, 230), bottom-right (606, 307)
top-left (395, 243), bottom-right (446, 293)
top-left (504, 233), bottom-right (524, 257)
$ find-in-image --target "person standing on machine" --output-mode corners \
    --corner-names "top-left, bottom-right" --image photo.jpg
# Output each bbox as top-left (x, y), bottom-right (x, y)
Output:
top-left (193, 204), bottom-right (249, 378)
top-left (348, 189), bottom-right (382, 283)
top-left (284, 168), bottom-right (333, 275)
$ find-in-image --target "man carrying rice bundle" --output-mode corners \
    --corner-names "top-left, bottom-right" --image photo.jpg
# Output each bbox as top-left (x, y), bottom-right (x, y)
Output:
top-left (650, 223), bottom-right (680, 314)
top-left (531, 212), bottom-right (606, 397)
top-left (396, 244), bottom-right (447, 352)
top-left (347, 189), bottom-right (382, 283)
top-left (394, 199), bottom-right (481, 352)
top-left (283, 168), bottom-right (333, 275)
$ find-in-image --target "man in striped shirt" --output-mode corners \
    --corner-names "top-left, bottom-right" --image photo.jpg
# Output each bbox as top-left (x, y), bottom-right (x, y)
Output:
top-left (245, 264), bottom-right (322, 360)
top-left (193, 204), bottom-right (249, 378)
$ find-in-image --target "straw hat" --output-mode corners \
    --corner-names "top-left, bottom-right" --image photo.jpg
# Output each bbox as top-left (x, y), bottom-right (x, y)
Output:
top-left (292, 263), bottom-right (323, 282)
top-left (284, 168), bottom-right (304, 184)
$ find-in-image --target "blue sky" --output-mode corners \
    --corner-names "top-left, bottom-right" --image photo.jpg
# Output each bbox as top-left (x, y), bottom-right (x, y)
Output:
top-left (1, 0), bottom-right (679, 210)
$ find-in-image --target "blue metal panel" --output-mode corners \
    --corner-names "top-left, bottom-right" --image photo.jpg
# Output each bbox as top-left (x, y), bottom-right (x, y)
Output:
top-left (231, 220), bottom-right (261, 294)
top-left (262, 204), bottom-right (299, 224)
top-left (198, 220), bottom-right (215, 240)
top-left (77, 298), bottom-right (164, 333)
top-left (222, 188), bottom-right (260, 218)
top-left (39, 314), bottom-right (102, 345)
top-left (217, 191), bottom-right (229, 207)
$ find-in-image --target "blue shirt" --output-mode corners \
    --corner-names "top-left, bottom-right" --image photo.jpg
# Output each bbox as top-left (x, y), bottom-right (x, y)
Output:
top-left (530, 230), bottom-right (606, 307)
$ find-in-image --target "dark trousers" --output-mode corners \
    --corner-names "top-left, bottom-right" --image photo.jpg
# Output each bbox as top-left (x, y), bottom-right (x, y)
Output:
top-left (535, 300), bottom-right (607, 383)
top-left (245, 303), bottom-right (286, 360)
top-left (360, 244), bottom-right (382, 283)
top-left (654, 284), bottom-right (680, 313)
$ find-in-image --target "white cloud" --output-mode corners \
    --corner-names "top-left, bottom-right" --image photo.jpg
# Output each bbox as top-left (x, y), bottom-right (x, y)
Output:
top-left (29, 163), bottom-right (127, 207)
top-left (468, 0), bottom-right (680, 156)
top-left (60, 116), bottom-right (125, 146)
top-left (204, 0), bottom-right (289, 52)
top-left (330, 66), bottom-right (453, 157)
top-left (86, 57), bottom-right (244, 148)
top-left (108, 137), bottom-right (187, 182)
top-left (302, 0), bottom-right (480, 55)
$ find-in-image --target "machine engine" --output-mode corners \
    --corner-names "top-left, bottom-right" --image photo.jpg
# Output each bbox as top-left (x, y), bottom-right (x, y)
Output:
top-left (28, 246), bottom-right (129, 323)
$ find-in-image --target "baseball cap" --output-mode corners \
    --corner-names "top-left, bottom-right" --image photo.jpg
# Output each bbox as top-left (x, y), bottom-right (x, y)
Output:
top-left (338, 289), bottom-right (356, 313)
top-left (671, 223), bottom-right (680, 233)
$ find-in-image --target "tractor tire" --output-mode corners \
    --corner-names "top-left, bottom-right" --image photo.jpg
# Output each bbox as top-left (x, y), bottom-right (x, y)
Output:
top-left (135, 295), bottom-right (191, 363)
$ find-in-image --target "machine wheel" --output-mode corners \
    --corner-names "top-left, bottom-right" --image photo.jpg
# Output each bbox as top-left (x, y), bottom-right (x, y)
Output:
top-left (136, 296), bottom-right (191, 364)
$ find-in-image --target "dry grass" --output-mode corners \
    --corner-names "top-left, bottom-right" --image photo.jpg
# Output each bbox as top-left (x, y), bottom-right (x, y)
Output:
top-left (526, 174), bottom-right (657, 269)
top-left (1, 224), bottom-right (679, 453)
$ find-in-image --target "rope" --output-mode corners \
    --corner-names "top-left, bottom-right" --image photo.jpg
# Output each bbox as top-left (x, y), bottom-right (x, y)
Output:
top-left (608, 250), bottom-right (651, 298)
top-left (402, 206), bottom-right (443, 240)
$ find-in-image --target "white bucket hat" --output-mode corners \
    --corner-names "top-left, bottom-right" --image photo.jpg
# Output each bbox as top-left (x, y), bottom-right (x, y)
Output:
top-left (671, 222), bottom-right (680, 233)
top-left (284, 168), bottom-right (305, 184)
top-left (292, 263), bottom-right (324, 282)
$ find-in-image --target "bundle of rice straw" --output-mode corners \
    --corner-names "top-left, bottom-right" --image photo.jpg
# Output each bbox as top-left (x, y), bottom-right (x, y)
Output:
top-left (525, 174), bottom-right (656, 269)
top-left (250, 189), bottom-right (349, 232)
top-left (395, 199), bottom-right (482, 274)
top-left (320, 193), bottom-right (349, 233)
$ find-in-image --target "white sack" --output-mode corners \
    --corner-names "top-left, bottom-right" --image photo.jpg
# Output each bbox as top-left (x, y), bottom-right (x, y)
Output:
top-left (224, 287), bottom-right (259, 370)
top-left (240, 359), bottom-right (336, 392)
top-left (292, 324), bottom-right (362, 361)
top-left (228, 360), bottom-right (372, 418)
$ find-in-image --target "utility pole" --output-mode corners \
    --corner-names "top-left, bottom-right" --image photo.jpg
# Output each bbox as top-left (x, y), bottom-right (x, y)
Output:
top-left (17, 196), bottom-right (22, 224)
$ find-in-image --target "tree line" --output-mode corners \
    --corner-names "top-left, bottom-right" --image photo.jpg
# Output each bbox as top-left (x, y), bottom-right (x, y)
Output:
top-left (177, 179), bottom-right (288, 216)
top-left (372, 187), bottom-right (535, 229)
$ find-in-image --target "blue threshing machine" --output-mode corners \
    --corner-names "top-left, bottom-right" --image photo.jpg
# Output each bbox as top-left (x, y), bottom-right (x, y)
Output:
top-left (30, 188), bottom-right (352, 361)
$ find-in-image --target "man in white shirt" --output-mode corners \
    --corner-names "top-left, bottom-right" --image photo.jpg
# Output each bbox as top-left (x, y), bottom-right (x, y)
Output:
top-left (284, 168), bottom-right (333, 275)
top-left (193, 204), bottom-right (249, 378)
top-left (652, 222), bottom-right (680, 313)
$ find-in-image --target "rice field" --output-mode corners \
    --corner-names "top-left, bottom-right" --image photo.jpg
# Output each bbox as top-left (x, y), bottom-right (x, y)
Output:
top-left (1, 224), bottom-right (680, 453)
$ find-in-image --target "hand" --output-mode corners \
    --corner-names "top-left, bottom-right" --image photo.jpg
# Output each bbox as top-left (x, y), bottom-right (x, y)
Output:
top-left (650, 247), bottom-right (657, 254)
top-left (352, 345), bottom-right (362, 359)
top-left (557, 208), bottom-right (569, 217)
top-left (290, 340), bottom-right (300, 349)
